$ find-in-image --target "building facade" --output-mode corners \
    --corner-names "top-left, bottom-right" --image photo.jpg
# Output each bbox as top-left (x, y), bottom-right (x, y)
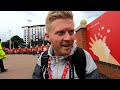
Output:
top-left (22, 25), bottom-right (46, 47)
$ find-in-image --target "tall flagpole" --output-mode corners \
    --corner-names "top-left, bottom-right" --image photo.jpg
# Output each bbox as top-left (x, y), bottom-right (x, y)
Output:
top-left (27, 20), bottom-right (32, 48)
top-left (9, 30), bottom-right (11, 49)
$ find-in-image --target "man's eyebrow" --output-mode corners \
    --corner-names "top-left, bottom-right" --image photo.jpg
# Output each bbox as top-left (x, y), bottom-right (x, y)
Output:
top-left (55, 30), bottom-right (64, 34)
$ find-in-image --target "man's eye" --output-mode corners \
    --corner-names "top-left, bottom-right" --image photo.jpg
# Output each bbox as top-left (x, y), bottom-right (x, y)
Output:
top-left (58, 31), bottom-right (65, 35)
top-left (69, 31), bottom-right (74, 35)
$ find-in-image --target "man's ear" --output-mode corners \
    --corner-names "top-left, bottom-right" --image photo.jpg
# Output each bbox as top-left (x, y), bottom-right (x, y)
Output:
top-left (45, 33), bottom-right (51, 42)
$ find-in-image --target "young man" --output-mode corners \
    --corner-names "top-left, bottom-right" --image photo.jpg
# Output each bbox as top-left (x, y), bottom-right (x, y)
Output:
top-left (0, 39), bottom-right (7, 72)
top-left (32, 11), bottom-right (100, 79)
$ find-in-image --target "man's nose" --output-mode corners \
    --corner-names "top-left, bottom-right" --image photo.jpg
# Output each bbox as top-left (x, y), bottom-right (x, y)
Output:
top-left (64, 32), bottom-right (72, 40)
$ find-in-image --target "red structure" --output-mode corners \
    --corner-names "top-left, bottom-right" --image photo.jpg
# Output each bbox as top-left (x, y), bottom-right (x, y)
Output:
top-left (75, 11), bottom-right (120, 66)
top-left (86, 11), bottom-right (120, 65)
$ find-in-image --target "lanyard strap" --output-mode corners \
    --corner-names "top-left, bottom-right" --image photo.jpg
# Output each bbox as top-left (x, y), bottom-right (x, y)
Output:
top-left (61, 63), bottom-right (70, 79)
top-left (69, 62), bottom-right (74, 79)
top-left (48, 58), bottom-right (52, 79)
top-left (47, 57), bottom-right (70, 79)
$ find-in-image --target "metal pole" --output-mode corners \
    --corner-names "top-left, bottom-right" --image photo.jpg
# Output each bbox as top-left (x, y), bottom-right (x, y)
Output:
top-left (13, 41), bottom-right (14, 49)
top-left (9, 30), bottom-right (11, 49)
top-left (27, 20), bottom-right (32, 48)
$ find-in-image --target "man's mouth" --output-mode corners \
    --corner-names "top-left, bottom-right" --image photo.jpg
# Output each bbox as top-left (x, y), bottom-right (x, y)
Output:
top-left (62, 44), bottom-right (71, 47)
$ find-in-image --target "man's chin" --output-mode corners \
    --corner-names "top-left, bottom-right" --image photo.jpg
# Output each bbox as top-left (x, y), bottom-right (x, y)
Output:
top-left (61, 50), bottom-right (71, 56)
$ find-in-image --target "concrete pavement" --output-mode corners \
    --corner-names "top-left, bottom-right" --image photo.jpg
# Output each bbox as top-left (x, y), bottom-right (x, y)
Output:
top-left (0, 54), bottom-right (38, 79)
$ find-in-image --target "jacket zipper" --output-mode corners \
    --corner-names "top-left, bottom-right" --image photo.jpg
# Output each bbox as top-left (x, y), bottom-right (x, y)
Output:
top-left (56, 57), bottom-right (59, 79)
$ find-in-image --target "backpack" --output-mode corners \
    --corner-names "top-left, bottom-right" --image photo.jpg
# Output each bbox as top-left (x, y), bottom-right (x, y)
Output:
top-left (41, 47), bottom-right (86, 79)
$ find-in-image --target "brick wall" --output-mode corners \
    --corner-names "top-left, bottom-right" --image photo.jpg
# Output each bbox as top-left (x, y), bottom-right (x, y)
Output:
top-left (76, 28), bottom-right (88, 50)
top-left (95, 61), bottom-right (120, 79)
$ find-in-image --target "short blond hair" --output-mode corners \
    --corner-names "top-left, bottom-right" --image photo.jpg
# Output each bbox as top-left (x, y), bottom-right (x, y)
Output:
top-left (45, 11), bottom-right (73, 33)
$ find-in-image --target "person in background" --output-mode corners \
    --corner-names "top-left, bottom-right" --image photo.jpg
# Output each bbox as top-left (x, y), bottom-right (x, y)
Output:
top-left (0, 39), bottom-right (7, 72)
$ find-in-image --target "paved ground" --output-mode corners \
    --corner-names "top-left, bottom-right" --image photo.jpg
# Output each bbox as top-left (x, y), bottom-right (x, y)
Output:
top-left (0, 54), bottom-right (38, 79)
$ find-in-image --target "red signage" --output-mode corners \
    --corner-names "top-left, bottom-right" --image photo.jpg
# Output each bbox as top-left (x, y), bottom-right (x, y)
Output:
top-left (86, 11), bottom-right (120, 65)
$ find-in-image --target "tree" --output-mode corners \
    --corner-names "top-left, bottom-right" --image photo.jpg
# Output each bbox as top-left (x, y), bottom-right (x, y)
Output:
top-left (11, 35), bottom-right (26, 48)
top-left (2, 35), bottom-right (25, 48)
top-left (43, 40), bottom-right (51, 46)
top-left (2, 41), bottom-right (9, 48)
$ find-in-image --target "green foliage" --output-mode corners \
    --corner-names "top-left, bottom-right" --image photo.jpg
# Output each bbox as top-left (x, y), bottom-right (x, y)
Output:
top-left (2, 35), bottom-right (26, 48)
top-left (2, 41), bottom-right (9, 48)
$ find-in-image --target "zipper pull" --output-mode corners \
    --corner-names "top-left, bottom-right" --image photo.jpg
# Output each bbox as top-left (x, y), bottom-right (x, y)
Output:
top-left (56, 57), bottom-right (58, 62)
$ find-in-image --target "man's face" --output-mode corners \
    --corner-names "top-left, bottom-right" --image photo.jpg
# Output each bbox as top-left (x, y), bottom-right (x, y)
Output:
top-left (45, 18), bottom-right (74, 56)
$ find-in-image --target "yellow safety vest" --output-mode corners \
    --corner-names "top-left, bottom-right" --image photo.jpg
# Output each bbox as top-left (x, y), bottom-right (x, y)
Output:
top-left (0, 42), bottom-right (7, 59)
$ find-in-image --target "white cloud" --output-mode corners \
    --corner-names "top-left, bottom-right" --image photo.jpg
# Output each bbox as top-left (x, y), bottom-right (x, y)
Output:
top-left (73, 11), bottom-right (106, 28)
top-left (0, 11), bottom-right (105, 42)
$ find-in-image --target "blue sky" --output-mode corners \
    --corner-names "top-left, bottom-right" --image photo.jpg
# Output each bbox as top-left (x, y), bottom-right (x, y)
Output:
top-left (0, 11), bottom-right (106, 42)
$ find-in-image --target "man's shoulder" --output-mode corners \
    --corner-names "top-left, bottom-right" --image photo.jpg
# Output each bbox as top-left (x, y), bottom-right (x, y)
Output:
top-left (76, 47), bottom-right (89, 54)
top-left (37, 52), bottom-right (44, 66)
top-left (72, 47), bottom-right (86, 64)
top-left (75, 47), bottom-right (87, 56)
top-left (37, 51), bottom-right (49, 66)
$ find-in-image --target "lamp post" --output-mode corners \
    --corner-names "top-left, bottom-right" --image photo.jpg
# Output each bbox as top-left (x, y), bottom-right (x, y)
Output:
top-left (27, 20), bottom-right (32, 48)
top-left (8, 30), bottom-right (11, 49)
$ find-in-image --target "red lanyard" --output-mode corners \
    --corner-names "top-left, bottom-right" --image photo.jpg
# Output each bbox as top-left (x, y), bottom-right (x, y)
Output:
top-left (47, 57), bottom-right (70, 79)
